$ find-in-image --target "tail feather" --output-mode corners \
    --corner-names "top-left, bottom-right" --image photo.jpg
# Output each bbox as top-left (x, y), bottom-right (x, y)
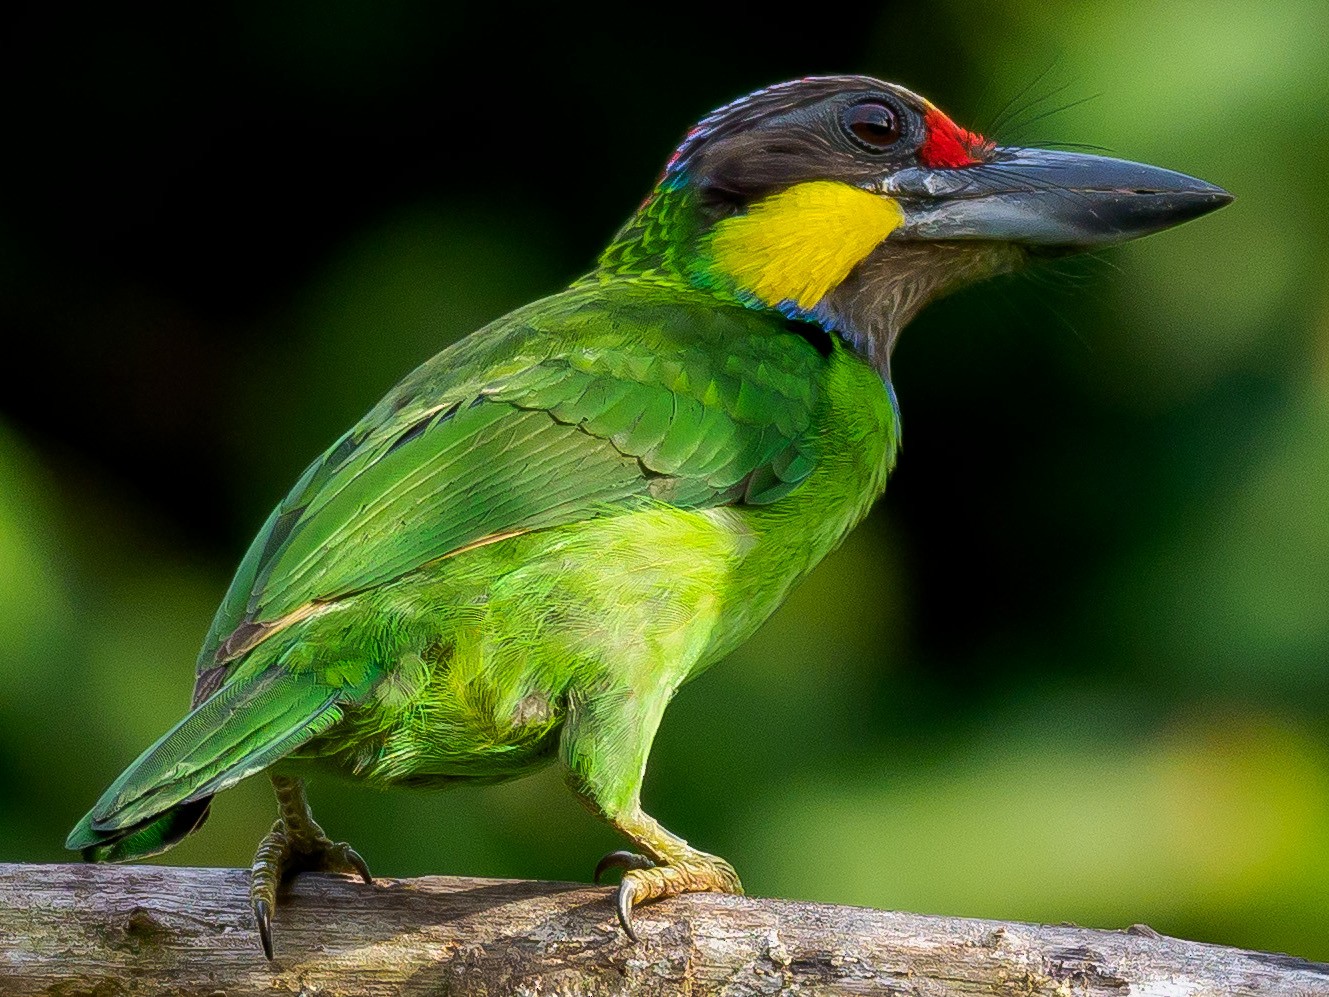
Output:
top-left (74, 798), bottom-right (213, 863)
top-left (67, 666), bottom-right (360, 862)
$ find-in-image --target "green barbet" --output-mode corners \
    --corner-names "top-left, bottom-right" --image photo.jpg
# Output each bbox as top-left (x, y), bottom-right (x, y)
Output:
top-left (68, 76), bottom-right (1230, 955)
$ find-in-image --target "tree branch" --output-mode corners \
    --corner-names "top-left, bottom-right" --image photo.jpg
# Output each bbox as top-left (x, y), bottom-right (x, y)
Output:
top-left (0, 862), bottom-right (1324, 995)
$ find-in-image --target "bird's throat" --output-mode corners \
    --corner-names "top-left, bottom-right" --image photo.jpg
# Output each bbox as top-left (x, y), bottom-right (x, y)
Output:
top-left (700, 182), bottom-right (905, 313)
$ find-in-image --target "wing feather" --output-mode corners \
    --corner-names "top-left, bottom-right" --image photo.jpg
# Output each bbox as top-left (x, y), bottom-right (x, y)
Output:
top-left (197, 289), bottom-right (829, 687)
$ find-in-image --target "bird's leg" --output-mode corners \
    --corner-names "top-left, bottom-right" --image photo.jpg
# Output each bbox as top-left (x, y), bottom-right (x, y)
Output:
top-left (249, 774), bottom-right (371, 960)
top-left (561, 685), bottom-right (742, 941)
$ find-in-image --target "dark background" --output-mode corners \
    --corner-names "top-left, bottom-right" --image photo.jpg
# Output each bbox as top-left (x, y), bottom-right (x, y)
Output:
top-left (3, 1), bottom-right (1327, 959)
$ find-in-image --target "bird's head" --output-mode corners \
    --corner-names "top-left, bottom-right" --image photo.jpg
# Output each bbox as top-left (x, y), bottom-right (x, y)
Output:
top-left (598, 76), bottom-right (1231, 371)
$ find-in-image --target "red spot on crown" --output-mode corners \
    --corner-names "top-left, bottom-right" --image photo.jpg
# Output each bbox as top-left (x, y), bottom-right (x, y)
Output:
top-left (919, 108), bottom-right (993, 169)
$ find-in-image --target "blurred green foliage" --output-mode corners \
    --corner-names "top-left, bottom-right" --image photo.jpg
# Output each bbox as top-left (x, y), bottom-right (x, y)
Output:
top-left (3, 0), bottom-right (1328, 962)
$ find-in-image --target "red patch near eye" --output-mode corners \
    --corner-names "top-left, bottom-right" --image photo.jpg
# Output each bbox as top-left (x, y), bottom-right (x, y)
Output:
top-left (919, 108), bottom-right (992, 169)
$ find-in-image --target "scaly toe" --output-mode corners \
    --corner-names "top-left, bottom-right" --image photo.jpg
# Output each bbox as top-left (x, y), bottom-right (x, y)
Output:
top-left (323, 841), bottom-right (374, 883)
top-left (250, 821), bottom-right (288, 960)
top-left (594, 849), bottom-right (655, 884)
top-left (608, 857), bottom-right (743, 941)
top-left (249, 820), bottom-right (372, 960)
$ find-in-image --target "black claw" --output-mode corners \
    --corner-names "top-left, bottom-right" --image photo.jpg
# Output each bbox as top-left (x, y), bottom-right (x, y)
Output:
top-left (615, 881), bottom-right (640, 943)
top-left (344, 845), bottom-right (373, 884)
top-left (255, 899), bottom-right (274, 961)
top-left (594, 849), bottom-right (654, 883)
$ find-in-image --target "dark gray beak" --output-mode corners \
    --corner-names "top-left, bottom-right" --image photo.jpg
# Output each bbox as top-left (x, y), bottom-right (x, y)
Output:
top-left (882, 147), bottom-right (1233, 249)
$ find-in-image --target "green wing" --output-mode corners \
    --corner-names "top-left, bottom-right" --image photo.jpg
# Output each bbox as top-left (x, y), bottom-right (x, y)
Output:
top-left (196, 285), bottom-right (827, 692)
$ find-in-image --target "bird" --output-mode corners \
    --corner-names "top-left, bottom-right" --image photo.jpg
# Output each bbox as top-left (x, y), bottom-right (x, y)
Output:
top-left (66, 75), bottom-right (1231, 956)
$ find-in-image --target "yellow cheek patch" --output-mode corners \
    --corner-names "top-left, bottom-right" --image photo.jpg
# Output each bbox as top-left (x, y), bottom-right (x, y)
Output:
top-left (705, 180), bottom-right (905, 311)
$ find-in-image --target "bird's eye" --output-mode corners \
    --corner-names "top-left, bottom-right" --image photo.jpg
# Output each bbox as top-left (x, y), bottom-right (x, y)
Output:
top-left (842, 102), bottom-right (902, 151)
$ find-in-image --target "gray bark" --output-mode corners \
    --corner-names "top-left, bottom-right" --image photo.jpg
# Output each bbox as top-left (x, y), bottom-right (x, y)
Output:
top-left (0, 862), bottom-right (1325, 995)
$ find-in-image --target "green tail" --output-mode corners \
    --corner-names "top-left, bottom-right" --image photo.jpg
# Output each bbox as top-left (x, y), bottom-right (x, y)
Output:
top-left (66, 668), bottom-right (350, 863)
top-left (72, 798), bottom-right (214, 863)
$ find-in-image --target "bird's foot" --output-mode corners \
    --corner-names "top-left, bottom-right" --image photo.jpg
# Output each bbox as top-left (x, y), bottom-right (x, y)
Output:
top-left (593, 848), bottom-right (742, 941)
top-left (250, 816), bottom-right (372, 960)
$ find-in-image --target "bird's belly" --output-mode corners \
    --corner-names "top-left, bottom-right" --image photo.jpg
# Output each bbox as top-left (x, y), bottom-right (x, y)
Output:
top-left (308, 639), bottom-right (570, 787)
top-left (296, 504), bottom-right (757, 787)
top-left (301, 679), bottom-right (567, 790)
top-left (344, 686), bottom-right (566, 789)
